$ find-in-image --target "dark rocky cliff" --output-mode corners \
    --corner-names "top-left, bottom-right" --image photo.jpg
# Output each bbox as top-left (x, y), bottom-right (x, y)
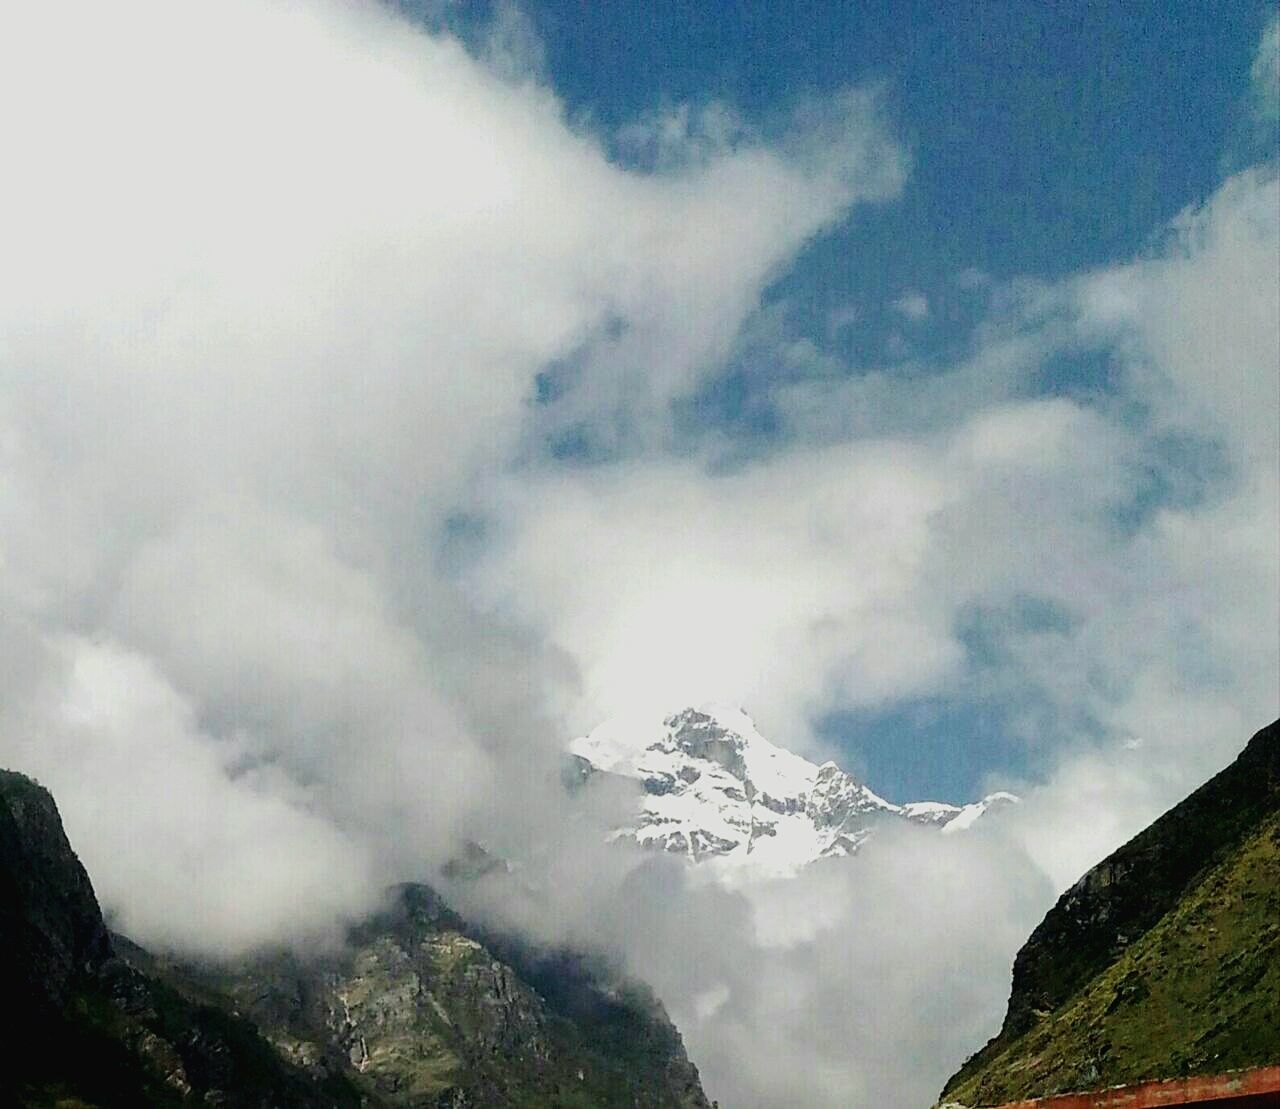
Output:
top-left (1, 770), bottom-right (366, 1107)
top-left (0, 769), bottom-right (112, 1010)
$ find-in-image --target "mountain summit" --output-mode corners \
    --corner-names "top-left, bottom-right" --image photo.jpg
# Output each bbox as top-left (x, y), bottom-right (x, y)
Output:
top-left (569, 704), bottom-right (1016, 879)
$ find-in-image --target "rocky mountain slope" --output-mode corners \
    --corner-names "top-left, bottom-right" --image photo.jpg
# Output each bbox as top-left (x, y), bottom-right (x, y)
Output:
top-left (0, 768), bottom-right (710, 1109)
top-left (940, 717), bottom-right (1280, 1105)
top-left (570, 705), bottom-right (1016, 879)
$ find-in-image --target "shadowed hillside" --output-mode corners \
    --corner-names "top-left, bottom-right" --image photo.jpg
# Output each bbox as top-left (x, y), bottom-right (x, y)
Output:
top-left (0, 769), bottom-right (710, 1109)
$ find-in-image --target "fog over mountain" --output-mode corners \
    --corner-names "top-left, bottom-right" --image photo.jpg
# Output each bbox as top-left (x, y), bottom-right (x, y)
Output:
top-left (1, 3), bottom-right (1276, 1105)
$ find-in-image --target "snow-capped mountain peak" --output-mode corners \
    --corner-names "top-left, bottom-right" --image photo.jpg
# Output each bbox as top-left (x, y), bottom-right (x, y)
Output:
top-left (569, 704), bottom-right (1017, 880)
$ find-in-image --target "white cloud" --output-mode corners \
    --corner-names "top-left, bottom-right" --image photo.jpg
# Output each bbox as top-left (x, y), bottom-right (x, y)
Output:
top-left (826, 302), bottom-right (861, 336)
top-left (0, 626), bottom-right (379, 955)
top-left (454, 805), bottom-right (1051, 1109)
top-left (0, 2), bottom-right (1275, 1105)
top-left (892, 289), bottom-right (930, 320)
top-left (478, 393), bottom-right (1142, 754)
top-left (0, 0), bottom-right (902, 956)
top-left (471, 161), bottom-right (1278, 1103)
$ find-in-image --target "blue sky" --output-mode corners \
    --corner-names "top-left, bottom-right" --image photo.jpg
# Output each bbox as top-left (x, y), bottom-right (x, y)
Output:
top-left (549, 0), bottom-right (1273, 386)
top-left (536, 1), bottom-right (1268, 272)
top-left (472, 0), bottom-right (1275, 801)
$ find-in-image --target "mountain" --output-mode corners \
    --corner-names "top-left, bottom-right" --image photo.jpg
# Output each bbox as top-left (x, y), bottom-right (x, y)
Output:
top-left (0, 768), bottom-right (710, 1109)
top-left (569, 704), bottom-right (1016, 879)
top-left (1, 767), bottom-right (339, 1109)
top-left (940, 718), bottom-right (1280, 1106)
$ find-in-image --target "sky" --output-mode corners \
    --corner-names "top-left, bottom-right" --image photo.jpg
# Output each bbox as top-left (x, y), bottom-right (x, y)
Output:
top-left (482, 0), bottom-right (1277, 801)
top-left (0, 2), bottom-right (1277, 1106)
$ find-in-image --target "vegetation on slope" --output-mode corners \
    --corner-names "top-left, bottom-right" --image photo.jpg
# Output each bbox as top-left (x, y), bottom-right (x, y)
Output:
top-left (942, 719), bottom-right (1280, 1104)
top-left (0, 769), bottom-right (710, 1109)
top-left (945, 809), bottom-right (1280, 1103)
top-left (174, 883), bottom-right (711, 1109)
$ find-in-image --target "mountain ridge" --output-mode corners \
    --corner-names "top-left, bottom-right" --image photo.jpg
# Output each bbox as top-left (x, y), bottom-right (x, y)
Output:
top-left (0, 767), bottom-right (711, 1108)
top-left (570, 704), bottom-right (1017, 878)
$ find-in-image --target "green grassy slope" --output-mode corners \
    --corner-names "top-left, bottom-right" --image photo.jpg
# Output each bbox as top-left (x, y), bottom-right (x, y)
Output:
top-left (942, 719), bottom-right (1280, 1105)
top-left (944, 809), bottom-right (1280, 1104)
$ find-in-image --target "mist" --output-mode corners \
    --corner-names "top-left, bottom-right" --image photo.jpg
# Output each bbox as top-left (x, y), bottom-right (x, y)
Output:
top-left (1, 3), bottom-right (1276, 1105)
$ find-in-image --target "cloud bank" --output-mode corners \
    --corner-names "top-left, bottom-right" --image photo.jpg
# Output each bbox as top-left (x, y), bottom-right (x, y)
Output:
top-left (0, 0), bottom-right (899, 946)
top-left (0, 2), bottom-right (1276, 1105)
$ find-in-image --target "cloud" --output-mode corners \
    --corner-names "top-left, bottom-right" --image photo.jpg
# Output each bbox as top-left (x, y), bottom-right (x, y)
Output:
top-left (0, 625), bottom-right (379, 954)
top-left (1004, 161), bottom-right (1280, 886)
top-left (0, 2), bottom-right (1275, 1105)
top-left (469, 160), bottom-right (1277, 1103)
top-left (452, 801), bottom-right (1051, 1109)
top-left (476, 395), bottom-right (1141, 753)
top-left (892, 290), bottom-right (931, 321)
top-left (0, 0), bottom-right (901, 957)
top-left (478, 0), bottom-right (548, 83)
top-left (827, 302), bottom-right (861, 336)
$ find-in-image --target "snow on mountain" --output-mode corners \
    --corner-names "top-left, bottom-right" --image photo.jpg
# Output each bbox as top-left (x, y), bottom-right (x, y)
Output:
top-left (569, 704), bottom-right (1017, 880)
top-left (935, 791), bottom-right (1021, 833)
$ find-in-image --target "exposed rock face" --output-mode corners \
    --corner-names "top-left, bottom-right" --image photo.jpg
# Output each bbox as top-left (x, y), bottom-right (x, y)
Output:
top-left (570, 704), bottom-right (1017, 878)
top-left (0, 769), bottom-right (711, 1109)
top-left (941, 718), bottom-right (1280, 1105)
top-left (180, 883), bottom-right (711, 1108)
